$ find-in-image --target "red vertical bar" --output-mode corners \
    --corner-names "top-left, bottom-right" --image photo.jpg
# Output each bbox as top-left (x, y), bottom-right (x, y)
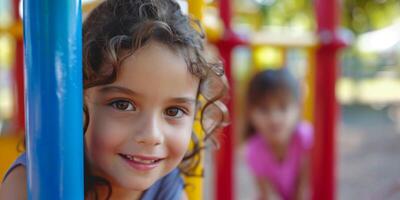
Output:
top-left (312, 0), bottom-right (343, 199)
top-left (219, 0), bottom-right (232, 30)
top-left (215, 1), bottom-right (247, 200)
top-left (215, 44), bottom-right (234, 200)
top-left (215, 1), bottom-right (233, 200)
top-left (11, 0), bottom-right (25, 133)
top-left (312, 48), bottom-right (338, 200)
top-left (13, 40), bottom-right (24, 133)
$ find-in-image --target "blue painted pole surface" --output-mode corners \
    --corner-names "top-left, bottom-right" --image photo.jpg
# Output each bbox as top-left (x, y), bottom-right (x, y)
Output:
top-left (23, 0), bottom-right (83, 199)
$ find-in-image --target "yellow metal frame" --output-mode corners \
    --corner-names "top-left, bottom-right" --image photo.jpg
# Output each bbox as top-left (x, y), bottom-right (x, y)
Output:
top-left (186, 1), bottom-right (205, 199)
top-left (82, 1), bottom-right (101, 14)
top-left (0, 135), bottom-right (23, 182)
top-left (303, 49), bottom-right (316, 122)
top-left (0, 21), bottom-right (23, 38)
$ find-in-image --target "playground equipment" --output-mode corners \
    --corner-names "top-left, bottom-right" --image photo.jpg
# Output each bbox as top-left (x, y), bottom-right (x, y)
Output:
top-left (0, 0), bottom-right (343, 200)
top-left (23, 0), bottom-right (84, 199)
top-left (208, 0), bottom-right (344, 200)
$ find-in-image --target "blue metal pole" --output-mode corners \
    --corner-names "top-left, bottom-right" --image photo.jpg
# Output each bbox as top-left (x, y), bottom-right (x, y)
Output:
top-left (23, 0), bottom-right (83, 199)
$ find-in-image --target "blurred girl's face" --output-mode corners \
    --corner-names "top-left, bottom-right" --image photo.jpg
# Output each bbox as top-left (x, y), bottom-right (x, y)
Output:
top-left (249, 93), bottom-right (300, 145)
top-left (84, 40), bottom-right (199, 192)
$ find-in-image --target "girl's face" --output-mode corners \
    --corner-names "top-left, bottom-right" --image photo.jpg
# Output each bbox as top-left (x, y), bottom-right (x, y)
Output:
top-left (84, 41), bottom-right (199, 192)
top-left (249, 93), bottom-right (300, 145)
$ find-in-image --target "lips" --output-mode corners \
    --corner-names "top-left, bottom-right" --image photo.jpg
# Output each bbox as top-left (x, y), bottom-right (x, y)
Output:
top-left (119, 153), bottom-right (165, 171)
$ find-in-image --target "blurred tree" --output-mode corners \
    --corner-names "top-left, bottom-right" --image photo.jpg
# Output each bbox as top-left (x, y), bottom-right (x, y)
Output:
top-left (234, 0), bottom-right (400, 35)
top-left (342, 0), bottom-right (400, 35)
top-left (233, 0), bottom-right (314, 31)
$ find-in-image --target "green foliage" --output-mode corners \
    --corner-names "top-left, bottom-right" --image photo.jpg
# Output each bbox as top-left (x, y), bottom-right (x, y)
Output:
top-left (233, 0), bottom-right (315, 31)
top-left (234, 0), bottom-right (400, 35)
top-left (342, 0), bottom-right (400, 34)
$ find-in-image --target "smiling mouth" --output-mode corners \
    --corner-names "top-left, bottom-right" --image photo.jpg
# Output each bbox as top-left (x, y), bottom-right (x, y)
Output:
top-left (118, 153), bottom-right (164, 169)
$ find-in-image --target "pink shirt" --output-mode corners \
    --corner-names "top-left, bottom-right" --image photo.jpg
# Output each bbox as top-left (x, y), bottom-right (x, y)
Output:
top-left (245, 122), bottom-right (313, 200)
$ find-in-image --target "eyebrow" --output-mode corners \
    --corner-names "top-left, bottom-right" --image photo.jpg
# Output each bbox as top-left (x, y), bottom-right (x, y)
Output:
top-left (99, 86), bottom-right (140, 97)
top-left (99, 86), bottom-right (197, 104)
top-left (170, 97), bottom-right (197, 105)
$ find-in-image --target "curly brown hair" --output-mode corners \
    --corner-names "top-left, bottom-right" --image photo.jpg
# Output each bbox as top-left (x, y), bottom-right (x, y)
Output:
top-left (82, 0), bottom-right (228, 199)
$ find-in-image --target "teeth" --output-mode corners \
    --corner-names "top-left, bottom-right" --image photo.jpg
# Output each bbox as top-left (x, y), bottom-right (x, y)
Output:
top-left (122, 154), bottom-right (158, 164)
top-left (133, 157), bottom-right (155, 164)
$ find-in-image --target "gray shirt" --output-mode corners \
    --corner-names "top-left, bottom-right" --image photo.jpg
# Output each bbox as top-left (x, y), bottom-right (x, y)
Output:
top-left (3, 153), bottom-right (184, 200)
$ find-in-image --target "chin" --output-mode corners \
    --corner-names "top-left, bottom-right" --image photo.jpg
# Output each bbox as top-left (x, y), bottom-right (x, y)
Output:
top-left (114, 175), bottom-right (157, 191)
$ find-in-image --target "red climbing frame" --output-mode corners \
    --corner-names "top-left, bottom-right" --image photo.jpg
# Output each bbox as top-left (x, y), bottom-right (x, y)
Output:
top-left (214, 0), bottom-right (343, 200)
top-left (12, 0), bottom-right (25, 134)
top-left (214, 0), bottom-right (241, 200)
top-left (312, 0), bottom-right (344, 200)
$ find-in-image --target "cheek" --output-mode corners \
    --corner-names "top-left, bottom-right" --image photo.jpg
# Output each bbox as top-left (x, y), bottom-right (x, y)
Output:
top-left (165, 119), bottom-right (193, 159)
top-left (284, 108), bottom-right (300, 126)
top-left (250, 112), bottom-right (269, 131)
top-left (85, 109), bottom-right (130, 159)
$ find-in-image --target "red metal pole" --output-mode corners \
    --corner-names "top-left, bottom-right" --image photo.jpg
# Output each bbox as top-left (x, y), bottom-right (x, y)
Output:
top-left (11, 0), bottom-right (25, 134)
top-left (214, 43), bottom-right (234, 200)
top-left (214, 0), bottom-right (247, 200)
top-left (219, 0), bottom-right (232, 30)
top-left (312, 0), bottom-right (344, 199)
top-left (215, 1), bottom-right (233, 200)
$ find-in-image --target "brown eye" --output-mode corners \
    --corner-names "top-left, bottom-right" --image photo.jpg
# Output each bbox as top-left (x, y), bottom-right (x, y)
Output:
top-left (165, 107), bottom-right (184, 118)
top-left (110, 100), bottom-right (135, 111)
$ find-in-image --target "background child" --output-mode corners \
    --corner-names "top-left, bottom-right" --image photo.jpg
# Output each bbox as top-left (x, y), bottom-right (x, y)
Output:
top-left (244, 69), bottom-right (313, 200)
top-left (0, 0), bottom-right (228, 199)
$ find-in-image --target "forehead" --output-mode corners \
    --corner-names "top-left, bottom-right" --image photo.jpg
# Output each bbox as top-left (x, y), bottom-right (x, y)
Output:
top-left (110, 40), bottom-right (199, 99)
top-left (252, 90), bottom-right (296, 107)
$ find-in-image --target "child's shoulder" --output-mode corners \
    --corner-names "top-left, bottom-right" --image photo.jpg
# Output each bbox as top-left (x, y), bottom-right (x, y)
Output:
top-left (295, 121), bottom-right (314, 150)
top-left (245, 134), bottom-right (265, 155)
top-left (141, 168), bottom-right (184, 200)
top-left (2, 153), bottom-right (27, 183)
top-left (244, 134), bottom-right (269, 166)
top-left (0, 154), bottom-right (27, 200)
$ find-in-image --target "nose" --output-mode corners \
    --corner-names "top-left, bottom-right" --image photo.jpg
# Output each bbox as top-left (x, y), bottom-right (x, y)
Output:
top-left (134, 113), bottom-right (164, 146)
top-left (270, 110), bottom-right (283, 123)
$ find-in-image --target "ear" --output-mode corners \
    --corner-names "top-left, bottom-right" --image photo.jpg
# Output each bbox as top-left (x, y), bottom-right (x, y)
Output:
top-left (83, 88), bottom-right (92, 103)
top-left (83, 89), bottom-right (92, 132)
top-left (83, 103), bottom-right (89, 133)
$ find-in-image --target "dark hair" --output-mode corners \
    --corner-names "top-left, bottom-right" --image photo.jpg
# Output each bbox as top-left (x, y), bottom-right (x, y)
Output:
top-left (83, 0), bottom-right (228, 199)
top-left (244, 68), bottom-right (299, 139)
